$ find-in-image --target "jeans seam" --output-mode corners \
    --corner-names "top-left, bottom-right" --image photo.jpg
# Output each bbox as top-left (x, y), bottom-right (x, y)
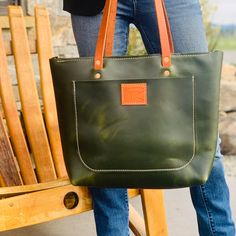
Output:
top-left (132, 0), bottom-right (137, 18)
top-left (124, 190), bottom-right (129, 236)
top-left (200, 185), bottom-right (216, 236)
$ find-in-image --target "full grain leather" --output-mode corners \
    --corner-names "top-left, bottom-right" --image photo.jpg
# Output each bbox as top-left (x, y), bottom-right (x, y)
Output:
top-left (50, 51), bottom-right (223, 188)
top-left (51, 0), bottom-right (223, 189)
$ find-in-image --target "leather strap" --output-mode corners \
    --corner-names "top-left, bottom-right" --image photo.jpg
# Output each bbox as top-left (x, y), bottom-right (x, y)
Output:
top-left (94, 0), bottom-right (113, 70)
top-left (94, 0), bottom-right (174, 70)
top-left (104, 0), bottom-right (174, 57)
top-left (161, 0), bottom-right (174, 54)
top-left (154, 0), bottom-right (172, 67)
top-left (104, 0), bottom-right (117, 56)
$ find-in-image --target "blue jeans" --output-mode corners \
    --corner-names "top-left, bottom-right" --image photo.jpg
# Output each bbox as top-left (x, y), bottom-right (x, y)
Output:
top-left (71, 0), bottom-right (235, 235)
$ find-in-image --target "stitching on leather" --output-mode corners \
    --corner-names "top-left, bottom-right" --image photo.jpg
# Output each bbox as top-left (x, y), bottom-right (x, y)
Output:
top-left (56, 52), bottom-right (218, 63)
top-left (75, 77), bottom-right (183, 82)
top-left (199, 185), bottom-right (216, 236)
top-left (72, 76), bottom-right (196, 173)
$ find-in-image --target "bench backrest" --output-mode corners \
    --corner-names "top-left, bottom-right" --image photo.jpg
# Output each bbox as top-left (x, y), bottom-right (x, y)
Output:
top-left (0, 6), bottom-right (67, 187)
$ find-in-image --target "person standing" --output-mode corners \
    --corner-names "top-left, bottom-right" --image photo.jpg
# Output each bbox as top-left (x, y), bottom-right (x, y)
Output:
top-left (63, 0), bottom-right (235, 235)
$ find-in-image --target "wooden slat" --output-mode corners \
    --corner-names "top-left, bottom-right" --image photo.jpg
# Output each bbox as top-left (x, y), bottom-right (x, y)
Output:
top-left (0, 185), bottom-right (92, 231)
top-left (0, 182), bottom-right (147, 233)
top-left (0, 27), bottom-right (37, 185)
top-left (0, 113), bottom-right (22, 186)
top-left (128, 188), bottom-right (140, 198)
top-left (3, 39), bottom-right (37, 56)
top-left (8, 6), bottom-right (57, 182)
top-left (35, 6), bottom-right (67, 178)
top-left (0, 175), bottom-right (5, 187)
top-left (128, 189), bottom-right (146, 236)
top-left (141, 190), bottom-right (168, 236)
top-left (0, 16), bottom-right (34, 29)
top-left (129, 204), bottom-right (146, 236)
top-left (0, 178), bottom-right (70, 197)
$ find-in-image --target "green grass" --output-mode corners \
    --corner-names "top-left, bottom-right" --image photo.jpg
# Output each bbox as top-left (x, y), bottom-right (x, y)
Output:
top-left (215, 35), bottom-right (236, 51)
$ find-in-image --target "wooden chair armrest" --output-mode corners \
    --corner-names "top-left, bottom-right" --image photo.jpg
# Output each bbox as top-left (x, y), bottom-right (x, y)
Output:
top-left (0, 178), bottom-right (70, 198)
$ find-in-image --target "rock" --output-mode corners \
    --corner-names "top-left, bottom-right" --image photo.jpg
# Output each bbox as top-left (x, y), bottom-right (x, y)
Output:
top-left (219, 112), bottom-right (236, 155)
top-left (219, 64), bottom-right (236, 155)
top-left (27, 0), bottom-right (63, 16)
top-left (27, 0), bottom-right (77, 57)
top-left (220, 81), bottom-right (236, 112)
top-left (222, 155), bottom-right (236, 177)
top-left (222, 64), bottom-right (236, 82)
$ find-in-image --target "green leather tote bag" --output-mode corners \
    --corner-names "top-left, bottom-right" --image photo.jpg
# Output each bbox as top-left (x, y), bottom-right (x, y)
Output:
top-left (50, 0), bottom-right (223, 188)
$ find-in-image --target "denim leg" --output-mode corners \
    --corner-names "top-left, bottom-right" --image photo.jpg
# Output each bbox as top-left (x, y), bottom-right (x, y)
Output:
top-left (71, 2), bottom-right (131, 57)
top-left (113, 0), bottom-right (133, 56)
top-left (190, 156), bottom-right (235, 236)
top-left (90, 188), bottom-right (129, 236)
top-left (71, 10), bottom-right (130, 236)
top-left (134, 0), bottom-right (235, 235)
top-left (135, 0), bottom-right (208, 54)
top-left (71, 13), bottom-right (102, 57)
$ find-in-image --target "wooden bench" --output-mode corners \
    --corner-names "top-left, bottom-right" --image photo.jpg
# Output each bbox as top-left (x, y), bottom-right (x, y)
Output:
top-left (0, 5), bottom-right (168, 235)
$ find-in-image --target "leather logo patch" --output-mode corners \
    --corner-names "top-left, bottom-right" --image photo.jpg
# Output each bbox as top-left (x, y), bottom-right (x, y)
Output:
top-left (121, 83), bottom-right (147, 105)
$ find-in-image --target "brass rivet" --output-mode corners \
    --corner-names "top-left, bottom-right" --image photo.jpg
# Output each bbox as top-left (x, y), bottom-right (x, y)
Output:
top-left (95, 60), bottom-right (101, 66)
top-left (95, 72), bottom-right (101, 79)
top-left (163, 70), bottom-right (170, 76)
top-left (164, 57), bottom-right (170, 63)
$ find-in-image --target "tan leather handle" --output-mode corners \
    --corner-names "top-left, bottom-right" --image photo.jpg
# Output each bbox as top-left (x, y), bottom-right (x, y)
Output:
top-left (160, 0), bottom-right (174, 55)
top-left (94, 0), bottom-right (174, 70)
top-left (94, 0), bottom-right (114, 70)
top-left (104, 0), bottom-right (174, 57)
top-left (104, 0), bottom-right (117, 56)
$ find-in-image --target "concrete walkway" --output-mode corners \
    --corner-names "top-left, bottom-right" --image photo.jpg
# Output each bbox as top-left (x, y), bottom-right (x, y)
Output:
top-left (1, 158), bottom-right (235, 236)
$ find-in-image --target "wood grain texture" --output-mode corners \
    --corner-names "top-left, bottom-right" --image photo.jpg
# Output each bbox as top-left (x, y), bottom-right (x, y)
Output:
top-left (0, 114), bottom-right (22, 186)
top-left (128, 188), bottom-right (140, 198)
top-left (141, 189), bottom-right (168, 236)
top-left (0, 178), bottom-right (70, 197)
top-left (0, 184), bottom-right (92, 231)
top-left (0, 27), bottom-right (37, 185)
top-left (35, 6), bottom-right (67, 178)
top-left (129, 204), bottom-right (146, 236)
top-left (0, 16), bottom-right (34, 29)
top-left (0, 15), bottom-right (36, 56)
top-left (8, 6), bottom-right (57, 183)
top-left (3, 39), bottom-right (37, 56)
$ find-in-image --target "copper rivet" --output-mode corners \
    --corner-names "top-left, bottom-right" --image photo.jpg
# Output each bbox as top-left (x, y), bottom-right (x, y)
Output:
top-left (95, 73), bottom-right (101, 79)
top-left (96, 60), bottom-right (101, 65)
top-left (163, 70), bottom-right (170, 76)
